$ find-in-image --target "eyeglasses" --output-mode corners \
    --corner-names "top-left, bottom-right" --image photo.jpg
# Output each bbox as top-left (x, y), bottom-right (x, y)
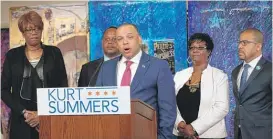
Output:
top-left (23, 28), bottom-right (41, 34)
top-left (238, 40), bottom-right (257, 46)
top-left (189, 46), bottom-right (207, 51)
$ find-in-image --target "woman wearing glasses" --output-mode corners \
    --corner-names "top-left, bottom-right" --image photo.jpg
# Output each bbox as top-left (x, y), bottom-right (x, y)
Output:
top-left (173, 33), bottom-right (229, 139)
top-left (1, 11), bottom-right (68, 139)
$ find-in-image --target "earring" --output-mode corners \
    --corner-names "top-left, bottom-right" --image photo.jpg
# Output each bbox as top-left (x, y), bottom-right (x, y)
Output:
top-left (208, 56), bottom-right (212, 63)
top-left (187, 56), bottom-right (192, 64)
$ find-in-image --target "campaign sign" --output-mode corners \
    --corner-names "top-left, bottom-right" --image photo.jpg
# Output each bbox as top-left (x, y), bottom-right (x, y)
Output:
top-left (37, 86), bottom-right (130, 115)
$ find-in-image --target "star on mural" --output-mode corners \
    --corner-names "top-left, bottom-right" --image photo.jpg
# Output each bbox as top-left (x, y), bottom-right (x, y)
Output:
top-left (208, 13), bottom-right (225, 28)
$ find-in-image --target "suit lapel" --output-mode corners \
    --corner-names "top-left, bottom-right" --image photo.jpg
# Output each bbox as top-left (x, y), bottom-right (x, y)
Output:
top-left (131, 52), bottom-right (150, 92)
top-left (240, 58), bottom-right (266, 96)
top-left (232, 64), bottom-right (242, 99)
top-left (89, 58), bottom-right (104, 86)
top-left (111, 58), bottom-right (119, 86)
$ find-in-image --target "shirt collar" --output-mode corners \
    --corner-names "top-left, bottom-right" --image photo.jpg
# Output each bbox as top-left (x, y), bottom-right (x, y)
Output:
top-left (104, 55), bottom-right (110, 61)
top-left (243, 54), bottom-right (262, 68)
top-left (120, 50), bottom-right (142, 64)
top-left (104, 54), bottom-right (121, 62)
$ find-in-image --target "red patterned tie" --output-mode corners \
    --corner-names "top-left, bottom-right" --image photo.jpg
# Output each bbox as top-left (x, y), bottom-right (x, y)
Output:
top-left (121, 61), bottom-right (133, 86)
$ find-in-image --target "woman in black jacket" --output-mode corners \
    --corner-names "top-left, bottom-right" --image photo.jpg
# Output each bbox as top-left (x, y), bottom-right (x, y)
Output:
top-left (1, 11), bottom-right (68, 139)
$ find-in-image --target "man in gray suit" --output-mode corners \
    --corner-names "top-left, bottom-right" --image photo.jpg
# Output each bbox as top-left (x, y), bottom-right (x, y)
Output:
top-left (232, 28), bottom-right (272, 139)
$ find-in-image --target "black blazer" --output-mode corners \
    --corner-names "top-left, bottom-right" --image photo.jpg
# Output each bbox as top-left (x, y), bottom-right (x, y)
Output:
top-left (1, 44), bottom-right (68, 116)
top-left (78, 57), bottom-right (103, 87)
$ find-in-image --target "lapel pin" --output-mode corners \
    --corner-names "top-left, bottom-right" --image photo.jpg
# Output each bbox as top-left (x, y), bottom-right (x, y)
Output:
top-left (256, 65), bottom-right (261, 70)
top-left (142, 65), bottom-right (145, 68)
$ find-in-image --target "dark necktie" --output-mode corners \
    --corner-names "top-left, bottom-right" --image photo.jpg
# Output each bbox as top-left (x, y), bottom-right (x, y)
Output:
top-left (239, 64), bottom-right (250, 92)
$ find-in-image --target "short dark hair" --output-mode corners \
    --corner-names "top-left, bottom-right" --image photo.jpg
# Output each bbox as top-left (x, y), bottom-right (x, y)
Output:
top-left (188, 33), bottom-right (214, 52)
top-left (118, 23), bottom-right (140, 35)
top-left (102, 26), bottom-right (117, 38)
top-left (240, 28), bottom-right (263, 44)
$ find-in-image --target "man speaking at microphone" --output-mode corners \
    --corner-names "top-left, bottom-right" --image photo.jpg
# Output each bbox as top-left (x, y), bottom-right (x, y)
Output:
top-left (96, 23), bottom-right (176, 139)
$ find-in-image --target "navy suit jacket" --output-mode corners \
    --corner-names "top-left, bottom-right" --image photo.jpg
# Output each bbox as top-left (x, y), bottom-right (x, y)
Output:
top-left (96, 52), bottom-right (176, 139)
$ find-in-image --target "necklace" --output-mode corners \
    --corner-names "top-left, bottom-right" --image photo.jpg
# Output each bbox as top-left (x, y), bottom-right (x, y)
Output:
top-left (28, 55), bottom-right (41, 60)
top-left (26, 47), bottom-right (41, 51)
top-left (25, 49), bottom-right (43, 61)
top-left (188, 79), bottom-right (200, 93)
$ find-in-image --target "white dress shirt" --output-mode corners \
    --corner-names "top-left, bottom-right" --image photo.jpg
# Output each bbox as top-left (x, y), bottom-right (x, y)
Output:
top-left (237, 55), bottom-right (262, 89)
top-left (104, 54), bottom-right (121, 61)
top-left (117, 50), bottom-right (142, 86)
top-left (103, 55), bottom-right (110, 61)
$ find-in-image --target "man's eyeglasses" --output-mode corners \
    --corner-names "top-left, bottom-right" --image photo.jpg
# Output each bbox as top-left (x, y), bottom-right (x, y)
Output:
top-left (23, 28), bottom-right (41, 34)
top-left (238, 40), bottom-right (257, 46)
top-left (189, 46), bottom-right (207, 51)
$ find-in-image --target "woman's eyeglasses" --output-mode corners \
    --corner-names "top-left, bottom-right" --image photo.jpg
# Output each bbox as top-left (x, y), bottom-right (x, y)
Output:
top-left (189, 46), bottom-right (207, 51)
top-left (23, 28), bottom-right (41, 34)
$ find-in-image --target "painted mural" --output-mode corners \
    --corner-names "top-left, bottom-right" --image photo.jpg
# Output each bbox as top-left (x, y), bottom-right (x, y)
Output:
top-left (89, 1), bottom-right (188, 72)
top-left (2, 1), bottom-right (271, 139)
top-left (89, 1), bottom-right (272, 139)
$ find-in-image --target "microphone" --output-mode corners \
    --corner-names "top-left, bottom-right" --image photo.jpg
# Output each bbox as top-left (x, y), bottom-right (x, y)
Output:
top-left (20, 65), bottom-right (31, 101)
top-left (88, 61), bottom-right (103, 87)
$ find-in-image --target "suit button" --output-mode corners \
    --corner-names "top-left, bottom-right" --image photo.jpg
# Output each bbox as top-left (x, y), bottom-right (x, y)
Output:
top-left (238, 125), bottom-right (241, 128)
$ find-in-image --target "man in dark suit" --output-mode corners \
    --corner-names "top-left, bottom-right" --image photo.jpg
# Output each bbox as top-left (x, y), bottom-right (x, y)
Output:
top-left (96, 23), bottom-right (176, 139)
top-left (78, 26), bottom-right (120, 87)
top-left (232, 28), bottom-right (272, 139)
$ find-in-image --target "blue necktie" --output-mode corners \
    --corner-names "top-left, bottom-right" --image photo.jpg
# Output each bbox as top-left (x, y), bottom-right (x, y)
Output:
top-left (239, 64), bottom-right (250, 92)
